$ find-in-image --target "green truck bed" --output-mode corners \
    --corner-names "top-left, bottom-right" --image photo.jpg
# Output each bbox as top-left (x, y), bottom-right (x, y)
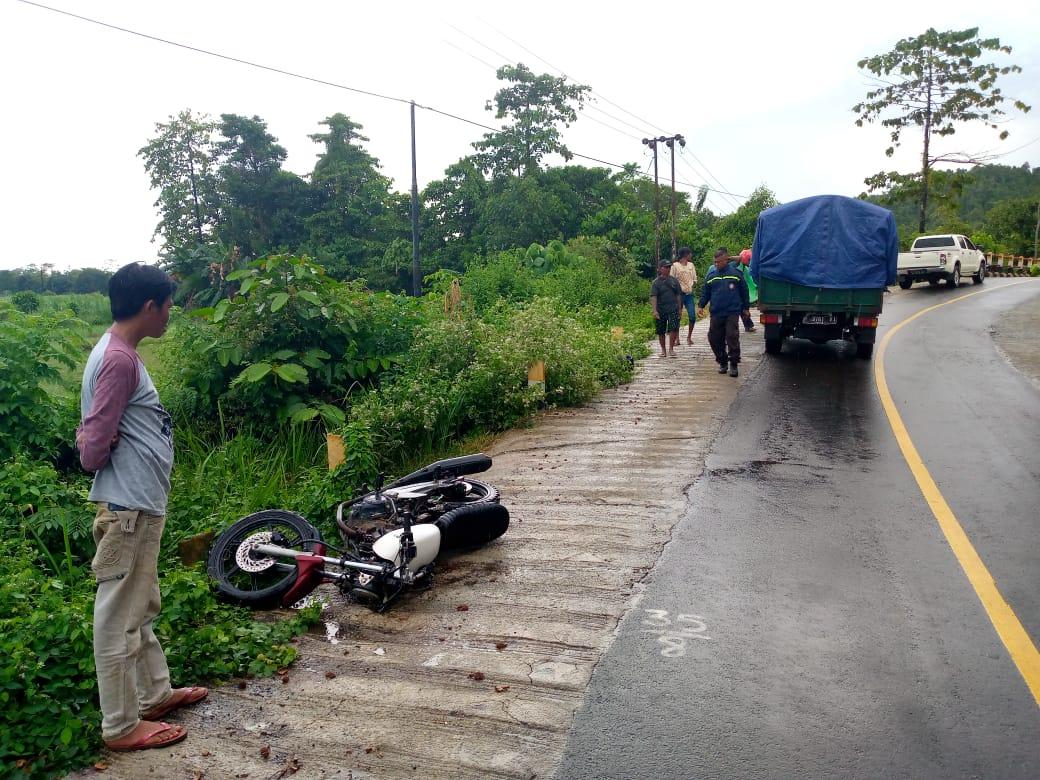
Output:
top-left (758, 277), bottom-right (883, 314)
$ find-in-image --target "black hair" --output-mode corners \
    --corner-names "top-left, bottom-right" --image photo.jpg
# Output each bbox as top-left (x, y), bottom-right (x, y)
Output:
top-left (677, 247), bottom-right (692, 259)
top-left (714, 247), bottom-right (729, 259)
top-left (109, 263), bottom-right (174, 321)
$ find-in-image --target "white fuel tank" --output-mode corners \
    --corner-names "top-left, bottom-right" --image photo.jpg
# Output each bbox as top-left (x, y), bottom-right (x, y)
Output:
top-left (371, 524), bottom-right (441, 575)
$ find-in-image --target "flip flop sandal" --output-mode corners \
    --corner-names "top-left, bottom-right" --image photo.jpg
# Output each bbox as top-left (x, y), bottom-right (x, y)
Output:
top-left (105, 721), bottom-right (187, 752)
top-left (141, 686), bottom-right (209, 720)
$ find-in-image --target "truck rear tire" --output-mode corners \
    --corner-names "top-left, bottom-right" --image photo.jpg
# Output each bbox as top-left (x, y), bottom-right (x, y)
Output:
top-left (972, 261), bottom-right (986, 285)
top-left (898, 278), bottom-right (912, 289)
top-left (856, 342), bottom-right (874, 360)
top-left (948, 265), bottom-right (960, 288)
top-left (765, 337), bottom-right (782, 355)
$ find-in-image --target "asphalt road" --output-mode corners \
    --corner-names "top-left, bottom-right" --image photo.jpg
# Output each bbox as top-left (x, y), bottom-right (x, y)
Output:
top-left (556, 279), bottom-right (1040, 780)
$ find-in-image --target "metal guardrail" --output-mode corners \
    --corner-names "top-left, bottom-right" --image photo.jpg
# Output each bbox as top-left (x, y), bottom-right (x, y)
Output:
top-left (985, 253), bottom-right (1039, 276)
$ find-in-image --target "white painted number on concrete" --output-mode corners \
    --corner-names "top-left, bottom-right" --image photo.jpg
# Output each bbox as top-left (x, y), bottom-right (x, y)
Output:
top-left (641, 609), bottom-right (711, 658)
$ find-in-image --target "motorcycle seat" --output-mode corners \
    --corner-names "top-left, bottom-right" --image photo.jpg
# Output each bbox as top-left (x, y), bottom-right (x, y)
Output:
top-left (387, 454), bottom-right (493, 488)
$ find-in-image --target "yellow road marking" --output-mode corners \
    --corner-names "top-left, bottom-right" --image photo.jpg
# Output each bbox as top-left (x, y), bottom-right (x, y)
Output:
top-left (875, 280), bottom-right (1040, 707)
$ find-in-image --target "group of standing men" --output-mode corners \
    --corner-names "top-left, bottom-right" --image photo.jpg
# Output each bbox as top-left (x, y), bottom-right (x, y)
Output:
top-left (650, 246), bottom-right (758, 377)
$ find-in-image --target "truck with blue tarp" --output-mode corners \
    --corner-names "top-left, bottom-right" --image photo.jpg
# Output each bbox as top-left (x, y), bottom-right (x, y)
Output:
top-left (750, 194), bottom-right (898, 360)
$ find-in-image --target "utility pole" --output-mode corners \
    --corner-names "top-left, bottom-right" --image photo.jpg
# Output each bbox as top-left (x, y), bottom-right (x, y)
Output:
top-left (664, 134), bottom-right (685, 259)
top-left (642, 137), bottom-right (661, 265)
top-left (643, 134), bottom-right (686, 265)
top-left (410, 101), bottom-right (421, 297)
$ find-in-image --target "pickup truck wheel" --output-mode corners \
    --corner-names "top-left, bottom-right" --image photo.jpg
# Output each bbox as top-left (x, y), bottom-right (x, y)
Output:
top-left (972, 261), bottom-right (986, 284)
top-left (898, 278), bottom-right (912, 290)
top-left (765, 337), bottom-right (782, 355)
top-left (856, 342), bottom-right (874, 360)
top-left (948, 265), bottom-right (961, 288)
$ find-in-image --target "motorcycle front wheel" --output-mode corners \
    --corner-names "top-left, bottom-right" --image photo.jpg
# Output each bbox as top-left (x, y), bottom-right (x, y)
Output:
top-left (207, 510), bottom-right (323, 608)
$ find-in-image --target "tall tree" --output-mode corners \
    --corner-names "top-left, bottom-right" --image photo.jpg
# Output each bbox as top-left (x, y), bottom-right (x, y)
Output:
top-left (419, 157), bottom-right (490, 271)
top-left (138, 109), bottom-right (222, 254)
top-left (305, 113), bottom-right (404, 281)
top-left (473, 64), bottom-right (590, 177)
top-left (853, 27), bottom-right (1031, 232)
top-left (216, 114), bottom-right (309, 259)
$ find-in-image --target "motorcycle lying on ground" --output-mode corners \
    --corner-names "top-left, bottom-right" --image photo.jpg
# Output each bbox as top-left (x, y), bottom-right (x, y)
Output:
top-left (206, 454), bottom-right (509, 612)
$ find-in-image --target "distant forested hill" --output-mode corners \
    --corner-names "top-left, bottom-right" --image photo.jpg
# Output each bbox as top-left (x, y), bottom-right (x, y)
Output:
top-left (866, 163), bottom-right (1040, 253)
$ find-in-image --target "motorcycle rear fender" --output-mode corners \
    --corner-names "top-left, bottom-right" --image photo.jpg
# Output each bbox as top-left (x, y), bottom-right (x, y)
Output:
top-left (372, 524), bottom-right (441, 575)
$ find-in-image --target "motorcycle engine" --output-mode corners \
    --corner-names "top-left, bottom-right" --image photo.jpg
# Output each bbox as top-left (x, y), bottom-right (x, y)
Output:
top-left (344, 493), bottom-right (397, 540)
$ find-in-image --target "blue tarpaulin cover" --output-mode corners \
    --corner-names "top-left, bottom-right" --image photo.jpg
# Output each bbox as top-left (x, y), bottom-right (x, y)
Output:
top-left (750, 195), bottom-right (898, 289)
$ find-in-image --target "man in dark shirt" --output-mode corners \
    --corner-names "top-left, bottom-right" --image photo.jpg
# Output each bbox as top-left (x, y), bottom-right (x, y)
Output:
top-left (697, 248), bottom-right (751, 376)
top-left (650, 260), bottom-right (683, 358)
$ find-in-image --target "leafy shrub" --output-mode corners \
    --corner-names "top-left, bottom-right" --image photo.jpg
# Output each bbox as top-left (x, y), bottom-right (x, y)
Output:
top-left (0, 306), bottom-right (86, 459)
top-left (0, 542), bottom-right (99, 778)
top-left (0, 541), bottom-right (320, 779)
top-left (350, 297), bottom-right (644, 471)
top-left (1029, 264), bottom-right (1039, 277)
top-left (0, 457), bottom-right (92, 583)
top-left (155, 567), bottom-right (321, 681)
top-left (172, 255), bottom-right (420, 429)
top-left (11, 291), bottom-right (40, 313)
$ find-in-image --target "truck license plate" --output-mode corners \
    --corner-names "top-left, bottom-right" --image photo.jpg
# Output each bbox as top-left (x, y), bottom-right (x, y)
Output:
top-left (804, 314), bottom-right (836, 325)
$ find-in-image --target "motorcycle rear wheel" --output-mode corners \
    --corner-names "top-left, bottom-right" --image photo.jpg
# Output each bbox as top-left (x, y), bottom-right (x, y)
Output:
top-left (207, 510), bottom-right (323, 608)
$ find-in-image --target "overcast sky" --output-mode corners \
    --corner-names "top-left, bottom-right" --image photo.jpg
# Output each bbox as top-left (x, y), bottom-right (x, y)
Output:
top-left (2, 0), bottom-right (1038, 271)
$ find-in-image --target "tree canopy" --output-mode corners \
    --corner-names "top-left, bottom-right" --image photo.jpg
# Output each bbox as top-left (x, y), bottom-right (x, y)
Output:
top-left (853, 27), bottom-right (1031, 232)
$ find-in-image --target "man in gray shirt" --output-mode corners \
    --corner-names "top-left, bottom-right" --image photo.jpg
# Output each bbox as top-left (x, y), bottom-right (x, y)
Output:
top-left (78, 263), bottom-right (206, 751)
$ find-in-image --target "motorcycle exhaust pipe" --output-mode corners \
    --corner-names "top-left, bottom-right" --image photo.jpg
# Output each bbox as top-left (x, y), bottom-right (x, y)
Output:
top-left (252, 544), bottom-right (386, 575)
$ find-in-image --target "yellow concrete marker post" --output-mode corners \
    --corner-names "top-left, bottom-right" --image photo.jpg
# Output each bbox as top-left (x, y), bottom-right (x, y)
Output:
top-left (528, 360), bottom-right (546, 389)
top-left (327, 433), bottom-right (345, 471)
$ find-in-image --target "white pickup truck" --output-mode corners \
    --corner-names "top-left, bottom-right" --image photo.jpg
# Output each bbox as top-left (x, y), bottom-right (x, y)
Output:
top-left (896, 234), bottom-right (987, 289)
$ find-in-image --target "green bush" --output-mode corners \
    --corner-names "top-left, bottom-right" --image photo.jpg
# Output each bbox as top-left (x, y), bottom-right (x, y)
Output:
top-left (11, 291), bottom-right (40, 313)
top-left (350, 297), bottom-right (645, 472)
top-left (155, 567), bottom-right (321, 682)
top-left (0, 542), bottom-right (99, 778)
top-left (164, 255), bottom-right (422, 430)
top-left (1029, 264), bottom-right (1039, 277)
top-left (0, 456), bottom-right (92, 583)
top-left (0, 306), bottom-right (86, 459)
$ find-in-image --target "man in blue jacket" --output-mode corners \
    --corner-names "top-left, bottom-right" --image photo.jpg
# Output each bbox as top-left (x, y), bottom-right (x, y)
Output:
top-left (697, 247), bottom-right (751, 376)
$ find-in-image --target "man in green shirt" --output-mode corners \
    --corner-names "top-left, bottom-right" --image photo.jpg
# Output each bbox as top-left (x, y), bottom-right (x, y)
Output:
top-left (738, 248), bottom-right (758, 332)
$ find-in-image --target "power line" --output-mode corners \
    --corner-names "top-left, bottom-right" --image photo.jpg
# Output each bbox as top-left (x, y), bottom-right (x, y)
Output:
top-left (677, 154), bottom-right (738, 212)
top-left (16, 0), bottom-right (749, 203)
top-left (472, 19), bottom-right (743, 206)
top-left (476, 17), bottom-right (670, 138)
top-left (444, 26), bottom-right (650, 141)
top-left (442, 36), bottom-right (644, 142)
top-left (443, 39), bottom-right (498, 71)
top-left (679, 147), bottom-right (741, 210)
top-left (15, 0), bottom-right (413, 107)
